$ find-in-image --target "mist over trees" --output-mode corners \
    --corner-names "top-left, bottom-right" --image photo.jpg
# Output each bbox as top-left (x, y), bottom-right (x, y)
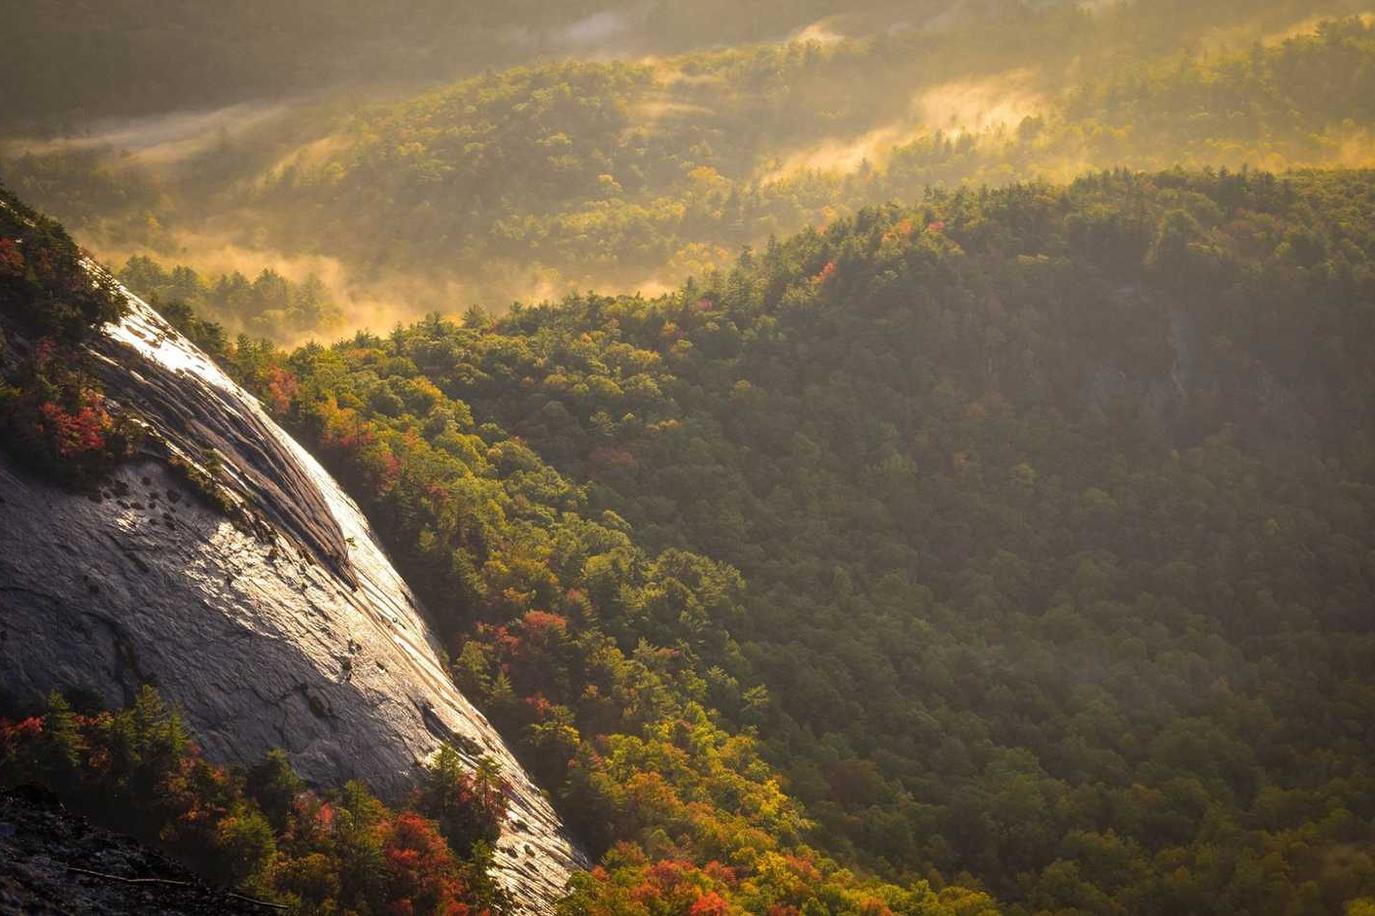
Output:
top-left (6, 1), bottom-right (1374, 338)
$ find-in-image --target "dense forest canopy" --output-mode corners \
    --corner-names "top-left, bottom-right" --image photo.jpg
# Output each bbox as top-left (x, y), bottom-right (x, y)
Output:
top-left (214, 168), bottom-right (1375, 914)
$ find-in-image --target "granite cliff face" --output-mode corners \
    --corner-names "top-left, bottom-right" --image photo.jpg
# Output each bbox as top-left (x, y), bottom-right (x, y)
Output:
top-left (0, 285), bottom-right (583, 912)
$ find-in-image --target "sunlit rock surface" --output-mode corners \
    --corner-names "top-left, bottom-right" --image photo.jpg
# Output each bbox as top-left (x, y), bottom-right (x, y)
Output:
top-left (0, 289), bottom-right (584, 912)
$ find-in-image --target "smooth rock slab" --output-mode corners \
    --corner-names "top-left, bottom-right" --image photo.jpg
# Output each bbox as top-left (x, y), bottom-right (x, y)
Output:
top-left (0, 292), bottom-right (584, 913)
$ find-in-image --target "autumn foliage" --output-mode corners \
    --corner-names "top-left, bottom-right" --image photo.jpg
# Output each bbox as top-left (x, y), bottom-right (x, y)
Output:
top-left (0, 184), bottom-right (126, 341)
top-left (0, 337), bottom-right (140, 480)
top-left (1, 183), bottom-right (137, 482)
top-left (1, 689), bottom-right (502, 914)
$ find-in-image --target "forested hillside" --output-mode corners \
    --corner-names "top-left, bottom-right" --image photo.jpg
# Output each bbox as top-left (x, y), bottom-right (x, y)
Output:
top-left (259, 10), bottom-right (1375, 292)
top-left (222, 169), bottom-right (1375, 914)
